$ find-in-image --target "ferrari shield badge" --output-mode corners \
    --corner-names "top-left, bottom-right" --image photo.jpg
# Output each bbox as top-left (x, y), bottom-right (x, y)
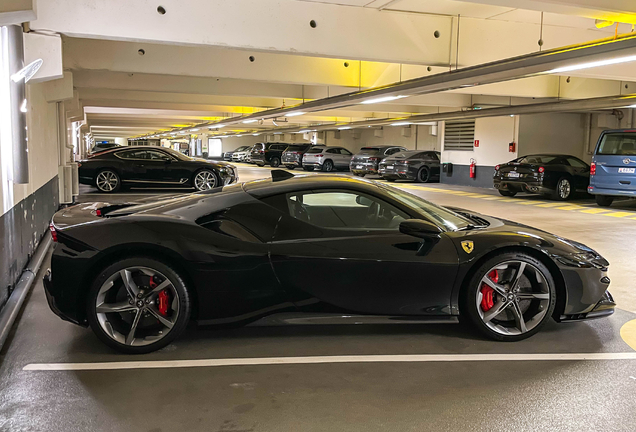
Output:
top-left (461, 240), bottom-right (474, 254)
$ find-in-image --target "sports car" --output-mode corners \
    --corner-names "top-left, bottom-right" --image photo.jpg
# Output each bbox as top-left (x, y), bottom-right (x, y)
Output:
top-left (44, 171), bottom-right (615, 353)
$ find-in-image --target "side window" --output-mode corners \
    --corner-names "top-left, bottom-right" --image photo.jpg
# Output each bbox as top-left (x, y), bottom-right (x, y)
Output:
top-left (146, 150), bottom-right (171, 160)
top-left (275, 190), bottom-right (408, 230)
top-left (386, 148), bottom-right (400, 155)
top-left (340, 148), bottom-right (352, 155)
top-left (326, 149), bottom-right (338, 154)
top-left (567, 157), bottom-right (588, 168)
top-left (116, 150), bottom-right (136, 159)
top-left (427, 152), bottom-right (440, 160)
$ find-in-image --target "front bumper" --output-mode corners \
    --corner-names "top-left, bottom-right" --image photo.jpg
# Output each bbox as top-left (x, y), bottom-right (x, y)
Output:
top-left (493, 178), bottom-right (552, 194)
top-left (559, 290), bottom-right (615, 322)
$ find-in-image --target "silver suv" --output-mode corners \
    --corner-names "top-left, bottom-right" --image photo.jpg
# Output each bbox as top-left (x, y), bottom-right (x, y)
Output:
top-left (302, 146), bottom-right (353, 172)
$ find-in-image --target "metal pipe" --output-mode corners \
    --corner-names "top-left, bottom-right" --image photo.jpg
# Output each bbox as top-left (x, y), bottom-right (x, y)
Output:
top-left (0, 234), bottom-right (52, 352)
top-left (4, 25), bottom-right (28, 184)
top-left (167, 33), bottom-right (636, 134)
top-left (585, 113), bottom-right (593, 155)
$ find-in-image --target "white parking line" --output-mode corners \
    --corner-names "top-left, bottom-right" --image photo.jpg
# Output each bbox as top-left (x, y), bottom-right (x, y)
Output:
top-left (23, 352), bottom-right (636, 371)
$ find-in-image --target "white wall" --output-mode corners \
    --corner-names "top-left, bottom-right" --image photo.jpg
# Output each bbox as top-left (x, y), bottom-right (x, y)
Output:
top-left (441, 116), bottom-right (518, 168)
top-left (517, 113), bottom-right (589, 162)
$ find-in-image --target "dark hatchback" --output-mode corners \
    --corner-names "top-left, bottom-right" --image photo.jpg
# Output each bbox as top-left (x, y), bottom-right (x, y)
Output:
top-left (282, 143), bottom-right (318, 169)
top-left (378, 150), bottom-right (441, 183)
top-left (79, 146), bottom-right (237, 193)
top-left (350, 146), bottom-right (407, 176)
top-left (494, 154), bottom-right (590, 200)
top-left (251, 142), bottom-right (289, 167)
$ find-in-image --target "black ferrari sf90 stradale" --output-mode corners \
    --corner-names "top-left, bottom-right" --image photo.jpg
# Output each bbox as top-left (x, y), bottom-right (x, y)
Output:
top-left (44, 171), bottom-right (615, 353)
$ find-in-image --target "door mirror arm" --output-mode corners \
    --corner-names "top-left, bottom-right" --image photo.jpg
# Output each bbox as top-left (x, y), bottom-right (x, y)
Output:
top-left (399, 219), bottom-right (444, 239)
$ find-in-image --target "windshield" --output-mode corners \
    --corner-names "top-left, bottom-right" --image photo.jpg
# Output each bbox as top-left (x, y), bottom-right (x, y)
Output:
top-left (359, 147), bottom-right (381, 155)
top-left (286, 144), bottom-right (310, 151)
top-left (161, 147), bottom-right (192, 161)
top-left (391, 151), bottom-right (420, 159)
top-left (515, 155), bottom-right (558, 164)
top-left (377, 184), bottom-right (471, 231)
top-left (235, 146), bottom-right (249, 152)
top-left (597, 133), bottom-right (636, 155)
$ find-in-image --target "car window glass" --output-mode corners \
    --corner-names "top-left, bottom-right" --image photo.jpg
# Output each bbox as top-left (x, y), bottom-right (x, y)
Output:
top-left (326, 149), bottom-right (338, 154)
top-left (386, 148), bottom-right (400, 155)
top-left (597, 133), bottom-right (636, 155)
top-left (146, 150), bottom-right (171, 160)
top-left (340, 148), bottom-right (352, 155)
top-left (306, 147), bottom-right (324, 154)
top-left (427, 152), bottom-right (440, 160)
top-left (567, 157), bottom-right (588, 168)
top-left (516, 155), bottom-right (558, 164)
top-left (280, 190), bottom-right (408, 230)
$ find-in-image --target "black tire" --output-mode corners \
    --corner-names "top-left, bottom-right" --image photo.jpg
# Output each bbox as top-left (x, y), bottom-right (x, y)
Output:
top-left (270, 157), bottom-right (281, 168)
top-left (595, 195), bottom-right (614, 207)
top-left (257, 163), bottom-right (265, 167)
top-left (86, 257), bottom-right (192, 354)
top-left (416, 166), bottom-right (431, 183)
top-left (303, 166), bottom-right (314, 171)
top-left (354, 172), bottom-right (365, 177)
top-left (285, 165), bottom-right (295, 170)
top-left (322, 160), bottom-right (334, 172)
top-left (95, 169), bottom-right (121, 193)
top-left (384, 178), bottom-right (395, 182)
top-left (462, 252), bottom-right (556, 342)
top-left (552, 177), bottom-right (572, 201)
top-left (498, 189), bottom-right (517, 197)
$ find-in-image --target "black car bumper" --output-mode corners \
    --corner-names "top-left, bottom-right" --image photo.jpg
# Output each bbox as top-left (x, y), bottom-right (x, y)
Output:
top-left (493, 178), bottom-right (552, 194)
top-left (555, 262), bottom-right (615, 321)
top-left (378, 166), bottom-right (417, 180)
top-left (43, 269), bottom-right (85, 326)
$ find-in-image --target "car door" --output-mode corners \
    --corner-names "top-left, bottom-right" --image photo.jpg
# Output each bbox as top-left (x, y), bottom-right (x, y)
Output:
top-left (337, 148), bottom-right (353, 168)
top-left (114, 149), bottom-right (151, 181)
top-left (143, 149), bottom-right (179, 182)
top-left (565, 157), bottom-right (591, 191)
top-left (264, 189), bottom-right (459, 316)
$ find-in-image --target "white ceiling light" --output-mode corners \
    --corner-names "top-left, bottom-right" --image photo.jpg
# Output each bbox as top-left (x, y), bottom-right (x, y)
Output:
top-left (285, 111), bottom-right (306, 117)
top-left (236, 134), bottom-right (243, 137)
top-left (360, 95), bottom-right (407, 105)
top-left (11, 59), bottom-right (43, 83)
top-left (338, 126), bottom-right (352, 130)
top-left (210, 124), bottom-right (226, 129)
top-left (298, 130), bottom-right (311, 133)
top-left (190, 128), bottom-right (199, 132)
top-left (390, 122), bottom-right (411, 126)
top-left (252, 133), bottom-right (260, 136)
top-left (548, 54), bottom-right (636, 74)
top-left (242, 119), bottom-right (257, 124)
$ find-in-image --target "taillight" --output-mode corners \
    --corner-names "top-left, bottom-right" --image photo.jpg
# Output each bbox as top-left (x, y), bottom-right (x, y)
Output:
top-left (95, 209), bottom-right (102, 216)
top-left (77, 162), bottom-right (82, 168)
top-left (538, 166), bottom-right (545, 173)
top-left (590, 162), bottom-right (596, 176)
top-left (49, 222), bottom-right (58, 242)
top-left (495, 165), bottom-right (500, 171)
top-left (317, 154), bottom-right (324, 158)
top-left (368, 157), bottom-right (380, 162)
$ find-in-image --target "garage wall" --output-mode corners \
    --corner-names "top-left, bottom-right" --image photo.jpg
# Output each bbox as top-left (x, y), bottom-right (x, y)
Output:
top-left (0, 81), bottom-right (60, 311)
top-left (517, 113), bottom-right (588, 162)
top-left (440, 116), bottom-right (518, 188)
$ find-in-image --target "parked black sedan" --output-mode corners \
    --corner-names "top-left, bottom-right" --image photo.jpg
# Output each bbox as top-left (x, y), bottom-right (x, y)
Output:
top-left (45, 171), bottom-right (613, 353)
top-left (350, 145), bottom-right (407, 177)
top-left (251, 142), bottom-right (289, 167)
top-left (493, 154), bottom-right (590, 200)
top-left (78, 146), bottom-right (238, 193)
top-left (378, 150), bottom-right (441, 183)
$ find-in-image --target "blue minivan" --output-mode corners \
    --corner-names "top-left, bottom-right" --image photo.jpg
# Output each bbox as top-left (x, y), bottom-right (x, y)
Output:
top-left (589, 129), bottom-right (636, 206)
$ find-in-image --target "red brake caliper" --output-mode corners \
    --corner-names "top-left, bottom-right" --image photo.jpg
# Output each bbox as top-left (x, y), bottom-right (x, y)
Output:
top-left (480, 270), bottom-right (499, 312)
top-left (150, 276), bottom-right (170, 316)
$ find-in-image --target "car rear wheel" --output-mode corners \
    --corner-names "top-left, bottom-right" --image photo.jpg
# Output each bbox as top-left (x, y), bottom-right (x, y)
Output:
top-left (553, 177), bottom-right (572, 200)
top-left (303, 166), bottom-right (314, 171)
top-left (87, 258), bottom-right (191, 354)
top-left (416, 166), bottom-right (430, 183)
top-left (596, 195), bottom-right (614, 207)
top-left (285, 165), bottom-right (295, 170)
top-left (193, 169), bottom-right (218, 191)
top-left (95, 169), bottom-right (121, 193)
top-left (463, 252), bottom-right (556, 342)
top-left (497, 189), bottom-right (517, 196)
top-left (270, 157), bottom-right (281, 168)
top-left (322, 160), bottom-right (334, 172)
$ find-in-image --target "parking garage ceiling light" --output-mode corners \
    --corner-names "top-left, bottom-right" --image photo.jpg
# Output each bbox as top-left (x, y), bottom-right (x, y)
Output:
top-left (548, 54), bottom-right (636, 74)
top-left (338, 126), bottom-right (352, 130)
top-left (391, 121), bottom-right (411, 126)
top-left (360, 95), bottom-right (407, 105)
top-left (285, 111), bottom-right (306, 117)
top-left (242, 119), bottom-right (257, 124)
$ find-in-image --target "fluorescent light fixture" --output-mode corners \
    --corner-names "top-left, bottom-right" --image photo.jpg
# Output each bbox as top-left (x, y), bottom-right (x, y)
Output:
top-left (190, 128), bottom-right (199, 132)
top-left (252, 133), bottom-right (260, 136)
top-left (272, 121), bottom-right (279, 126)
top-left (242, 119), bottom-right (257, 124)
top-left (216, 135), bottom-right (228, 138)
top-left (338, 126), bottom-right (352, 130)
top-left (236, 134), bottom-right (243, 137)
top-left (360, 95), bottom-right (406, 105)
top-left (285, 111), bottom-right (306, 117)
top-left (628, 104), bottom-right (636, 108)
top-left (298, 130), bottom-right (311, 133)
top-left (10, 59), bottom-right (43, 83)
top-left (274, 132), bottom-right (283, 134)
top-left (210, 124), bottom-right (226, 129)
top-left (390, 122), bottom-right (411, 126)
top-left (548, 54), bottom-right (636, 74)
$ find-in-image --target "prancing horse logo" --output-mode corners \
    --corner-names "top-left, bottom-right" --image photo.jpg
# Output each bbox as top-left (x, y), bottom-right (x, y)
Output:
top-left (461, 240), bottom-right (474, 254)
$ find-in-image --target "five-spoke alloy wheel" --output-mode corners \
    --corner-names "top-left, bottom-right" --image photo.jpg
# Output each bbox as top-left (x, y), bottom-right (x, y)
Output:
top-left (193, 169), bottom-right (218, 191)
top-left (87, 258), bottom-right (191, 354)
top-left (464, 252), bottom-right (556, 341)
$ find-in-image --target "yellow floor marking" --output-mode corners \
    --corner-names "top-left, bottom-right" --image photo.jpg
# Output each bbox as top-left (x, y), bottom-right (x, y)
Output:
top-left (518, 200), bottom-right (546, 205)
top-left (469, 194), bottom-right (493, 199)
top-left (580, 208), bottom-right (612, 214)
top-left (557, 205), bottom-right (585, 211)
top-left (620, 319), bottom-right (636, 352)
top-left (500, 198), bottom-right (519, 202)
top-left (604, 211), bottom-right (635, 218)
top-left (536, 202), bottom-right (566, 208)
top-left (482, 197), bottom-right (504, 200)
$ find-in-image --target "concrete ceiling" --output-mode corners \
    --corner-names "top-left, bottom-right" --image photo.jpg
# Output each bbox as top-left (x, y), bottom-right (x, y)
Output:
top-left (19, 0), bottom-right (636, 139)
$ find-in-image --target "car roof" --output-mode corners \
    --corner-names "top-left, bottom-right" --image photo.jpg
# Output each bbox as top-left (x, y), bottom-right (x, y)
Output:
top-left (518, 154), bottom-right (578, 158)
top-left (243, 174), bottom-right (381, 197)
top-left (88, 146), bottom-right (171, 157)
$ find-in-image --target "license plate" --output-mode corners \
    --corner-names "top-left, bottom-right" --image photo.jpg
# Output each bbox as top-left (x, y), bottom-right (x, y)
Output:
top-left (387, 165), bottom-right (394, 169)
top-left (618, 167), bottom-right (635, 173)
top-left (507, 172), bottom-right (520, 178)
top-left (356, 165), bottom-right (363, 169)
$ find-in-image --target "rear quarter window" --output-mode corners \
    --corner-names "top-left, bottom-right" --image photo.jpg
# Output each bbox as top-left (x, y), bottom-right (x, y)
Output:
top-left (597, 133), bottom-right (636, 155)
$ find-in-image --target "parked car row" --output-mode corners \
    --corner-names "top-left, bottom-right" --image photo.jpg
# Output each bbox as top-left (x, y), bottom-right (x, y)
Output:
top-left (493, 129), bottom-right (636, 205)
top-left (224, 143), bottom-right (441, 183)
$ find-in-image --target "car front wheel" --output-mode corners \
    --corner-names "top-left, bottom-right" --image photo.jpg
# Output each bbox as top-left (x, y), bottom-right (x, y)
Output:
top-left (193, 169), bottom-right (218, 191)
top-left (463, 252), bottom-right (556, 342)
top-left (87, 258), bottom-right (191, 354)
top-left (95, 169), bottom-right (121, 193)
top-left (270, 157), bottom-right (281, 167)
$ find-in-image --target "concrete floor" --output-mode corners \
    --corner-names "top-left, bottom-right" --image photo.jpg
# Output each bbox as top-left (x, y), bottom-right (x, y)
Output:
top-left (2, 164), bottom-right (636, 432)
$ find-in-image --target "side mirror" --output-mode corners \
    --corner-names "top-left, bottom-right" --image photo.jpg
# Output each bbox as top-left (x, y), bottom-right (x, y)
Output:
top-left (355, 195), bottom-right (373, 206)
top-left (399, 219), bottom-right (443, 238)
